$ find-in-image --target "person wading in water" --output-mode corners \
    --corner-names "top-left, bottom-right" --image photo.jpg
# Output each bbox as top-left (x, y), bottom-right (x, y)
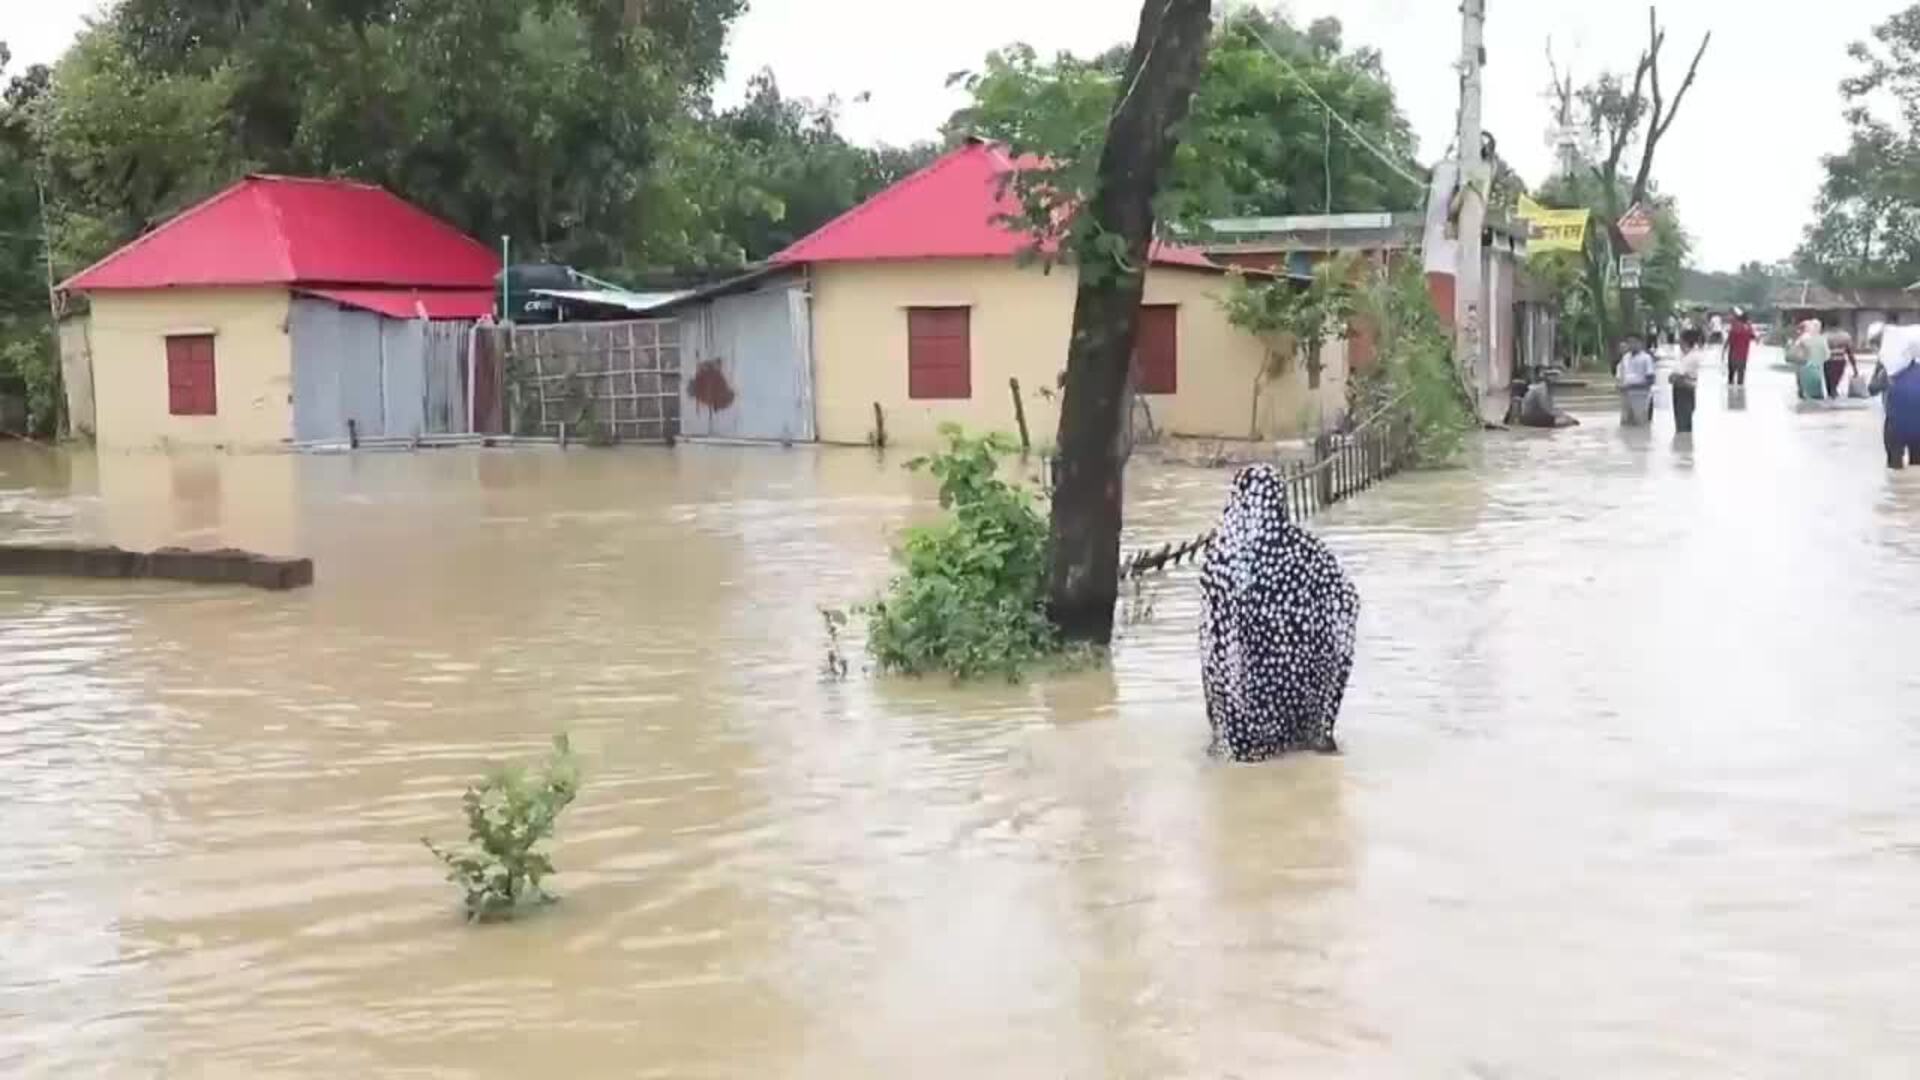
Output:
top-left (1672, 327), bottom-right (1706, 434)
top-left (1616, 335), bottom-right (1657, 426)
top-left (1723, 308), bottom-right (1756, 388)
top-left (1199, 465), bottom-right (1360, 761)
top-left (1868, 322), bottom-right (1920, 468)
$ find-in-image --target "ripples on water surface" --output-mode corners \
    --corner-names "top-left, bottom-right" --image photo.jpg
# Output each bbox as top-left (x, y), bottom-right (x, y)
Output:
top-left (4, 363), bottom-right (1920, 1076)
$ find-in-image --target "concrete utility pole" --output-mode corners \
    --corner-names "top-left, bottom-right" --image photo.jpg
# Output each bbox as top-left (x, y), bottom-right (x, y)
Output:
top-left (1455, 0), bottom-right (1488, 409)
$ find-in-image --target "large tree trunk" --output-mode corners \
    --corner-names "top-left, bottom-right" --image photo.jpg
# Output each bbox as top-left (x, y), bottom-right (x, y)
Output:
top-left (1583, 239), bottom-right (1615, 366)
top-left (1045, 0), bottom-right (1214, 645)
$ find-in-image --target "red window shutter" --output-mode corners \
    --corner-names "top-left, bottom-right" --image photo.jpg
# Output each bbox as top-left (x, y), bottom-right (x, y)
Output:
top-left (907, 307), bottom-right (971, 400)
top-left (166, 335), bottom-right (218, 416)
top-left (1132, 304), bottom-right (1178, 394)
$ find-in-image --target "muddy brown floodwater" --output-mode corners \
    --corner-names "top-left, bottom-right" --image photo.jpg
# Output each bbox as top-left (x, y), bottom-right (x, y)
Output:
top-left (5, 358), bottom-right (1920, 1077)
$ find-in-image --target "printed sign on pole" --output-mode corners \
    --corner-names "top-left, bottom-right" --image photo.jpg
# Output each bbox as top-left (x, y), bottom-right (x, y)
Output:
top-left (1618, 253), bottom-right (1643, 290)
top-left (1515, 194), bottom-right (1590, 253)
top-left (1617, 203), bottom-right (1656, 253)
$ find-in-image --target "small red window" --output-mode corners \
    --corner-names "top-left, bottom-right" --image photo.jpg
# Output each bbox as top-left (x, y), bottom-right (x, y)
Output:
top-left (1133, 304), bottom-right (1178, 394)
top-left (165, 335), bottom-right (217, 416)
top-left (907, 307), bottom-right (971, 400)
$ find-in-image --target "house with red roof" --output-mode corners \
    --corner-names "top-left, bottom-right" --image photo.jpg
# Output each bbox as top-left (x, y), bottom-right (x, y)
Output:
top-left (670, 137), bottom-right (1348, 447)
top-left (60, 175), bottom-right (499, 449)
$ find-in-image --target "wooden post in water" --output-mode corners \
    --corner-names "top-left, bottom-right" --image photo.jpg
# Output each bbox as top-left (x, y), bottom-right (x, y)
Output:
top-left (1313, 434), bottom-right (1333, 509)
top-left (871, 402), bottom-right (888, 449)
top-left (1008, 377), bottom-right (1032, 454)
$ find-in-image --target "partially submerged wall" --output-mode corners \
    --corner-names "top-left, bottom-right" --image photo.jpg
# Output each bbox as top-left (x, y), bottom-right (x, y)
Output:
top-left (0, 544), bottom-right (314, 590)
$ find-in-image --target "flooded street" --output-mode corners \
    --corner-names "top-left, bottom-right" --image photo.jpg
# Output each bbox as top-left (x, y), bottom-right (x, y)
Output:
top-left (5, 355), bottom-right (1920, 1077)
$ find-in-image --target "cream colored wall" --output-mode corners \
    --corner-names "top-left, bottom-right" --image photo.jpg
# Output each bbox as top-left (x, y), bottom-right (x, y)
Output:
top-left (87, 287), bottom-right (294, 450)
top-left (58, 315), bottom-right (96, 440)
top-left (807, 259), bottom-right (1345, 448)
top-left (1144, 265), bottom-right (1349, 443)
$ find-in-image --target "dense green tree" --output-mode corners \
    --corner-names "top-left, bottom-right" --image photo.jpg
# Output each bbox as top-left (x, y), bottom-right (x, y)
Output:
top-left (1, 42), bottom-right (62, 435)
top-left (4, 1), bottom-right (963, 433)
top-left (16, 0), bottom-right (947, 287)
top-left (0, 43), bottom-right (47, 312)
top-left (1637, 202), bottom-right (1692, 327)
top-left (1796, 5), bottom-right (1920, 289)
top-left (1731, 261), bottom-right (1782, 313)
top-left (33, 25), bottom-right (237, 270)
top-left (1679, 261), bottom-right (1783, 314)
top-left (26, 0), bottom-right (761, 279)
top-left (945, 6), bottom-right (1423, 236)
top-left (634, 76), bottom-right (938, 273)
top-left (697, 72), bottom-right (938, 263)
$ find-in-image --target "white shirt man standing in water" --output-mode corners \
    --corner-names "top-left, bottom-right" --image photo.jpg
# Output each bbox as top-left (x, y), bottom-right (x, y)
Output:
top-left (1616, 336), bottom-right (1657, 426)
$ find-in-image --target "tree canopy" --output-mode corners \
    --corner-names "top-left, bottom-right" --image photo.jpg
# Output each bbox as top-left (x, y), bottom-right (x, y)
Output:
top-left (944, 6), bottom-right (1423, 246)
top-left (1, 43), bottom-right (59, 432)
top-left (1796, 3), bottom-right (1920, 289)
top-left (0, 2), bottom-right (939, 433)
top-left (10, 0), bottom-right (938, 287)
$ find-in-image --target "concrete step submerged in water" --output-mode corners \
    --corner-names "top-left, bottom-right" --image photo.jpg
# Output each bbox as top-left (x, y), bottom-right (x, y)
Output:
top-left (0, 544), bottom-right (314, 590)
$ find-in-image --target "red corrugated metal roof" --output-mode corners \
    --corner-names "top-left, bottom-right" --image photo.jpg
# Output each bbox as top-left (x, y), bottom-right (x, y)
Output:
top-left (62, 175), bottom-right (500, 292)
top-left (297, 287), bottom-right (496, 320)
top-left (770, 139), bottom-right (1218, 270)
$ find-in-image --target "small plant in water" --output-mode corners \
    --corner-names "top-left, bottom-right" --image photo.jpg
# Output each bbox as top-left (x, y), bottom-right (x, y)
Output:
top-left (821, 606), bottom-right (851, 680)
top-left (424, 734), bottom-right (580, 923)
top-left (862, 424), bottom-right (1065, 680)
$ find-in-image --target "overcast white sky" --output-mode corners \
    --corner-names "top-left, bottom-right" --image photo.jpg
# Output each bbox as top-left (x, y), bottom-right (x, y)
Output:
top-left (11, 0), bottom-right (1904, 270)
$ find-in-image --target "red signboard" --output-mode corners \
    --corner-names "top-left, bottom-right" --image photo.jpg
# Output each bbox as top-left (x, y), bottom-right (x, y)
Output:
top-left (1618, 203), bottom-right (1656, 253)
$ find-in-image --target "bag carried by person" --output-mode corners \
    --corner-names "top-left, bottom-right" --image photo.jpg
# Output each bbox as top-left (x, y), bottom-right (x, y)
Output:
top-left (1869, 362), bottom-right (1890, 396)
top-left (1850, 369), bottom-right (1872, 398)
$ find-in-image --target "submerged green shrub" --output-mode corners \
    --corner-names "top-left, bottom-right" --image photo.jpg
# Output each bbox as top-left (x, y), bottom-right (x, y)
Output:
top-left (424, 734), bottom-right (580, 922)
top-left (864, 424), bottom-right (1062, 680)
top-left (1350, 260), bottom-right (1477, 464)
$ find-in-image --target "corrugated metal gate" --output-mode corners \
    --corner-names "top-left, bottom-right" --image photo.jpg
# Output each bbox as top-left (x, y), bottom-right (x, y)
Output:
top-left (290, 299), bottom-right (474, 442)
top-left (679, 283), bottom-right (815, 442)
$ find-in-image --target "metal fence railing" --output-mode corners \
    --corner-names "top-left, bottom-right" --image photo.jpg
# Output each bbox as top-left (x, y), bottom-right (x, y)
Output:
top-left (1120, 394), bottom-right (1415, 578)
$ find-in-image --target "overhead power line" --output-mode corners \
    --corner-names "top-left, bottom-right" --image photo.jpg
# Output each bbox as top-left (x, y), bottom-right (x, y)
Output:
top-left (1247, 29), bottom-right (1432, 196)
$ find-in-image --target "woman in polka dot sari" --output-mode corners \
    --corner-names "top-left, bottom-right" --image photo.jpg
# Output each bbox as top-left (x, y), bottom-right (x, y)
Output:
top-left (1199, 464), bottom-right (1360, 762)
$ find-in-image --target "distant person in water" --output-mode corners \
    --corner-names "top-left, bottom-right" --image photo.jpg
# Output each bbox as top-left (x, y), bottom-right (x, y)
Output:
top-left (1792, 320), bottom-right (1830, 401)
top-left (1511, 367), bottom-right (1579, 429)
top-left (1825, 330), bottom-right (1855, 398)
top-left (1672, 327), bottom-right (1706, 434)
top-left (1868, 322), bottom-right (1920, 468)
top-left (1723, 309), bottom-right (1755, 387)
top-left (1200, 464), bottom-right (1360, 761)
top-left (1616, 335), bottom-right (1657, 426)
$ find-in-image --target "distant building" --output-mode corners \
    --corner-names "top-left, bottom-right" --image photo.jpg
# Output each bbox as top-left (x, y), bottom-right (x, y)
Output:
top-left (60, 176), bottom-right (499, 449)
top-left (660, 138), bottom-right (1347, 447)
top-left (1772, 281), bottom-right (1920, 345)
top-left (1203, 211), bottom-right (1554, 394)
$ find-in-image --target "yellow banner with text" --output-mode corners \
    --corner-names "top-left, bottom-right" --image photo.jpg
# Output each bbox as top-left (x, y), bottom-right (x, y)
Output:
top-left (1516, 194), bottom-right (1590, 253)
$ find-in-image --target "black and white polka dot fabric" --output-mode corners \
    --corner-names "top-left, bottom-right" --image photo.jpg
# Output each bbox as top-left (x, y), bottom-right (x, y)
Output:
top-left (1199, 464), bottom-right (1360, 762)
